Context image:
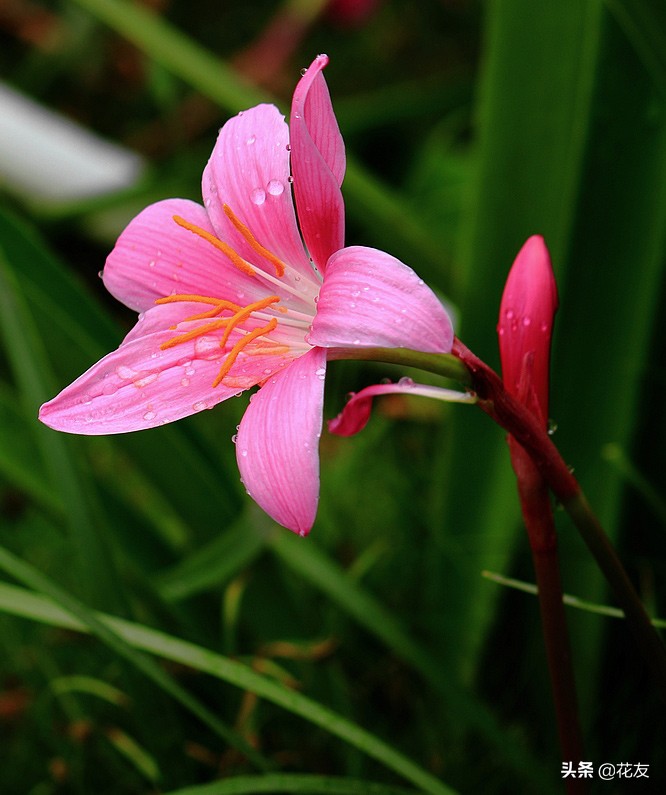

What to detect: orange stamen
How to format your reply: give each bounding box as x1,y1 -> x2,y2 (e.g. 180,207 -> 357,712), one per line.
172,216 -> 256,277
156,295 -> 243,325
157,293 -> 282,387
213,319 -> 278,387
223,204 -> 286,277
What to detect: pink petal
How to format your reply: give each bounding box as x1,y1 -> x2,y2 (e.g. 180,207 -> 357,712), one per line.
201,104 -> 315,283
290,54 -> 345,273
329,379 -> 476,436
235,347 -> 326,535
38,303 -> 295,435
308,246 -> 454,352
497,235 -> 558,423
103,198 -> 263,313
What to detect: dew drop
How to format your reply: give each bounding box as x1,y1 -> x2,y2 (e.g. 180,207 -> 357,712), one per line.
231,434 -> 238,444
267,179 -> 284,196
286,143 -> 292,152
185,366 -> 196,376
300,67 -> 308,76
522,316 -> 532,327
540,321 -> 549,332
315,367 -> 326,380
505,309 -> 515,320
287,175 -> 294,184
246,134 -> 256,145
148,259 -> 156,268
398,376 -> 415,387
97,269 -> 104,279
194,336 -> 220,358
134,372 -> 159,388
548,419 -> 558,436
353,339 -> 361,345
192,401 -> 207,412
181,377 -> 190,387
143,410 -> 156,421
250,188 -> 266,205
351,290 -> 361,298
116,365 -> 136,380
240,448 -> 248,457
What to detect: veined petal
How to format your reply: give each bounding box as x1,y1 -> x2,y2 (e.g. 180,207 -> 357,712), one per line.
103,198 -> 263,313
38,303 -> 295,435
236,347 -> 326,535
201,104 -> 315,284
329,379 -> 476,436
290,54 -> 345,273
309,246 -> 453,352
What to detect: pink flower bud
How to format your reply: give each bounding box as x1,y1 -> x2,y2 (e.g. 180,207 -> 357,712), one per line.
498,236 -> 558,426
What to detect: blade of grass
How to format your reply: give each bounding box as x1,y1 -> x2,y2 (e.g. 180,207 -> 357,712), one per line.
482,570 -> 666,627
267,528 -> 554,791
0,573 -> 457,795
163,774 -> 420,795
0,545 -> 272,771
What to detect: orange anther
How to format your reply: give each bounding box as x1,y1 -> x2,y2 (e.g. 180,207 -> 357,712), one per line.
223,204 -> 286,277
213,318 -> 278,387
172,216 -> 256,277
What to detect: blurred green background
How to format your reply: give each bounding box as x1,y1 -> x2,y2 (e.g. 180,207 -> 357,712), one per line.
0,1 -> 665,793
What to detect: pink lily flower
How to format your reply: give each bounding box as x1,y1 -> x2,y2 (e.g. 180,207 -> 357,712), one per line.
39,55 -> 453,535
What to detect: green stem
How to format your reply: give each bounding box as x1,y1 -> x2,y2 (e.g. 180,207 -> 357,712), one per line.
327,347 -> 472,385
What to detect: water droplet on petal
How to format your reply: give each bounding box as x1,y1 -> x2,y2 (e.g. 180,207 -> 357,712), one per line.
548,419 -> 558,436
181,377 -> 190,387
286,143 -> 292,152
267,179 -> 284,196
315,367 -> 326,380
134,372 -> 159,388
505,309 -> 515,320
194,337 -> 220,358
398,377 -> 414,387
143,410 -> 156,421
287,175 -> 294,184
300,67 -> 308,76
246,135 -> 256,145
240,448 -> 248,457
231,434 -> 238,444
250,188 -> 266,205
116,365 -> 136,380
192,401 -> 207,412
522,316 -> 532,327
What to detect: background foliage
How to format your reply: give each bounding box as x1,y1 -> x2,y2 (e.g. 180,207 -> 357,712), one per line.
0,1 -> 665,793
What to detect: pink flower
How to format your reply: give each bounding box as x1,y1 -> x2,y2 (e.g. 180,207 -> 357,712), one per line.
497,235 -> 558,426
39,55 -> 453,535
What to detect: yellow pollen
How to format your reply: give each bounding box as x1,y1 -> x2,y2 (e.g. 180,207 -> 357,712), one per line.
223,204 -> 286,277
172,215 -> 256,277
157,294 -> 282,387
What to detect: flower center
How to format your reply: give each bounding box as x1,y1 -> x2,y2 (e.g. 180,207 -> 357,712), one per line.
156,207 -> 313,388
157,294 -> 281,387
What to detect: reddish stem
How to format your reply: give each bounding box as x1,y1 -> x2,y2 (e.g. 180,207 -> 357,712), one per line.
452,337 -> 666,703
510,437 -> 586,792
